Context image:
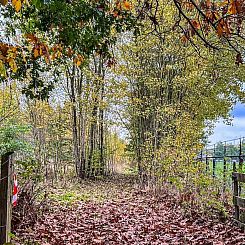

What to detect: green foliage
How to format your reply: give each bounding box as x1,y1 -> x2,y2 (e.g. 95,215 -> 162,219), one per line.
48,190 -> 106,204
15,157 -> 42,181
49,191 -> 91,204
7,232 -> 16,239
0,123 -> 31,155
26,0 -> 136,55
124,166 -> 138,175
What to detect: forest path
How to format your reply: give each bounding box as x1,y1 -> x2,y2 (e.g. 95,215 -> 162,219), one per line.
13,175 -> 245,245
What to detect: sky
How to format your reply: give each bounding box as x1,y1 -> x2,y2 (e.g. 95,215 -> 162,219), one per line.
209,103 -> 245,144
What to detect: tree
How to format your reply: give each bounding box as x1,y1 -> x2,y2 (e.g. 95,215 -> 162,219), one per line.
116,0 -> 245,187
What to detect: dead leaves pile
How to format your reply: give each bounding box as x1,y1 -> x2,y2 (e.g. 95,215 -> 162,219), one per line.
13,190 -> 245,245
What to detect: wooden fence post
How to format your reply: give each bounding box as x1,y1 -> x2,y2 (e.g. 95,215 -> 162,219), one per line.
223,143 -> 227,193
233,174 -> 239,220
232,172 -> 245,228
233,160 -> 236,172
212,158 -> 216,178
205,155 -> 208,172
239,138 -> 243,172
212,144 -> 216,178
0,152 -> 14,245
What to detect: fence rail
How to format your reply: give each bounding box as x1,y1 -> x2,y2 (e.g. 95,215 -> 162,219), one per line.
199,137 -> 245,228
198,137 -> 245,179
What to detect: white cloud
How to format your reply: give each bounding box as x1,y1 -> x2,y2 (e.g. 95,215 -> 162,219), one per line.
209,117 -> 245,144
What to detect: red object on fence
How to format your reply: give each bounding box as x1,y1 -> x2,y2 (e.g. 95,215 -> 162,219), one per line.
12,173 -> 18,207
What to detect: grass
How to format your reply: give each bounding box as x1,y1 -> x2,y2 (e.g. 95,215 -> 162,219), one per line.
48,192 -> 92,204
206,160 -> 245,178
46,174 -> 137,205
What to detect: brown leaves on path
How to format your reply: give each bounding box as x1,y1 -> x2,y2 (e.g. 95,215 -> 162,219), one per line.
13,189 -> 245,245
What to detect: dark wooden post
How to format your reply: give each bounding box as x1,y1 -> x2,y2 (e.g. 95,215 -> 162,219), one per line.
223,143 -> 227,192
238,139 -> 243,188
205,149 -> 208,172
0,152 -> 13,245
212,158 -> 216,178
239,138 -> 243,172
232,173 -> 239,220
212,145 -> 216,178
233,160 -> 236,172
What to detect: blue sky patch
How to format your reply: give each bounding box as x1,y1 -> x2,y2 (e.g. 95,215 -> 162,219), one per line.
209,103 -> 245,143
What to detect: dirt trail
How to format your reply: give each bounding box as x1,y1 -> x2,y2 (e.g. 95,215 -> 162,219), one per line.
13,175 -> 245,245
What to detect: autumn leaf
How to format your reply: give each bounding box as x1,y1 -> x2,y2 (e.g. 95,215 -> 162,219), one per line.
8,58 -> 17,72
0,43 -> 10,56
44,56 -> 50,64
73,54 -> 84,67
216,19 -> 231,37
223,20 -> 231,36
181,35 -> 188,43
25,34 -> 38,43
73,58 -> 81,66
76,60 -> 82,66
116,1 -> 121,10
12,0 -> 22,12
113,11 -> 119,17
74,57 -> 82,67
0,0 -> 8,6
77,54 -> 83,61
51,53 -> 56,60
123,1 -> 131,10
191,20 -> 201,30
183,2 -> 194,10
228,0 -> 240,15
12,186 -> 245,244
217,22 -> 224,37
33,48 -> 39,58
218,0 -> 229,7
40,47 -> 44,55
206,0 -> 211,8
67,47 -> 73,57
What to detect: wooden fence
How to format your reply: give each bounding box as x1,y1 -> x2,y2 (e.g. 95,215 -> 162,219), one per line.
232,172 -> 245,228
0,152 -> 14,245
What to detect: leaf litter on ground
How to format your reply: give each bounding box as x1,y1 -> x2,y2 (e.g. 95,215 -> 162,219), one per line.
13,175 -> 245,245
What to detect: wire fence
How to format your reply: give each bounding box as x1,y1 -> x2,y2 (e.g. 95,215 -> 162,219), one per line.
198,137 -> 245,192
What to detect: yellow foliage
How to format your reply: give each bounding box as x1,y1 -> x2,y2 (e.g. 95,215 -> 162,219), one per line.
8,58 -> 17,72
0,60 -> 6,77
12,0 -> 22,12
